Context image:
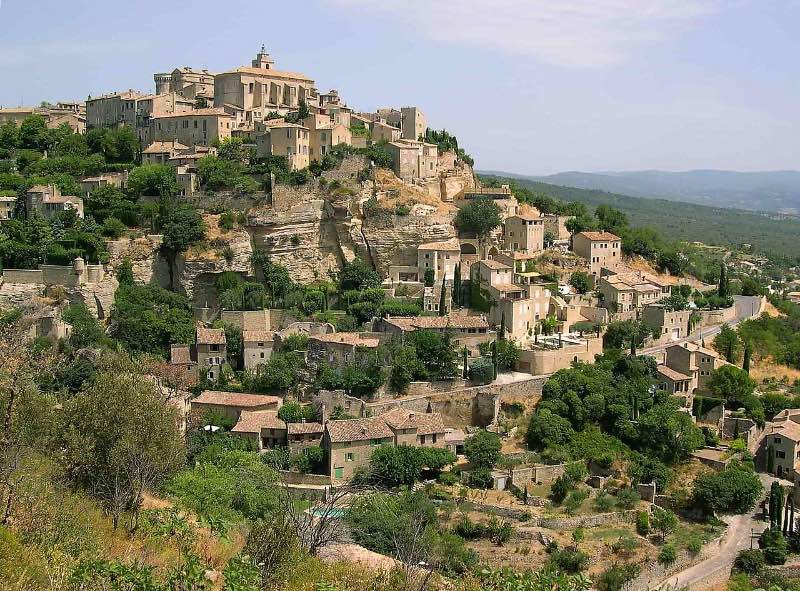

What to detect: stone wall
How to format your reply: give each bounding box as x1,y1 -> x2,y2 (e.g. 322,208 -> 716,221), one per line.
278,470 -> 332,486
321,154 -> 368,183
2,269 -> 44,284
699,305 -> 737,327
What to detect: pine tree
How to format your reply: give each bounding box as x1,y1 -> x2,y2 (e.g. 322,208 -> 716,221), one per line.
438,277 -> 446,317
743,341 -> 752,373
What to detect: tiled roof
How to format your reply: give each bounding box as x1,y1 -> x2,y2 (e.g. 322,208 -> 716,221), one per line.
326,416 -> 394,443
196,326 -> 226,345
170,344 -> 192,365
418,238 -> 461,251
577,231 -> 620,242
491,283 -> 524,293
231,410 -> 286,433
772,409 -> 800,422
512,212 -> 543,221
384,315 -> 489,331
142,140 -> 189,154
151,108 -> 232,119
192,391 -> 281,408
381,408 -> 445,436
227,67 -> 314,82
673,342 -> 718,358
287,422 -> 324,435
657,365 -> 692,382
243,330 -> 275,342
310,333 -> 380,348
481,259 -> 512,270
766,419 -> 800,443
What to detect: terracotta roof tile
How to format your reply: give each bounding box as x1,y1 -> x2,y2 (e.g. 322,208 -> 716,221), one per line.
310,333 -> 380,348
381,408 -> 445,436
243,330 -> 275,342
231,410 -> 286,433
657,365 -> 692,382
325,416 -> 394,443
418,238 -> 461,251
196,326 -> 226,345
385,315 -> 489,331
170,344 -> 192,365
287,422 -> 324,435
577,231 -> 620,242
192,390 -> 281,408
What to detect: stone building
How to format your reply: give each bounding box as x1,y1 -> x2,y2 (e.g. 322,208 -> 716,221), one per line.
387,139 -> 438,181
255,120 -> 310,170
324,416 -> 395,481
0,196 -> 17,221
154,67 -> 216,102
306,332 -> 381,368
762,409 -> 800,480
214,47 -> 317,124
243,329 -> 275,370
189,390 -> 282,425
518,334 -> 603,375
170,326 -> 228,381
370,119 -> 401,143
303,113 -> 352,162
504,212 -> 545,254
86,91 -> 147,128
597,269 -> 670,320
231,410 -> 287,450
662,341 -> 723,394
642,304 -> 691,342
572,231 -> 622,276
400,106 -> 426,141
134,92 -> 195,143
376,314 -> 493,355
417,238 -> 461,282
150,108 -> 235,147
25,185 -> 84,219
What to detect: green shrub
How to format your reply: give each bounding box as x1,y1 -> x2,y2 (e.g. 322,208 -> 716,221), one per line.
550,548 -> 589,573
594,490 -> 615,513
615,487 -> 641,509
597,563 -> 640,591
734,549 -> 765,575
101,216 -> 127,238
635,511 -> 650,536
485,517 -> 514,546
453,515 -> 484,540
759,529 -> 788,565
564,489 -> 589,515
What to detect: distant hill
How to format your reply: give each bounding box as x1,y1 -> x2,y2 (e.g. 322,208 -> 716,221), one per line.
479,169 -> 800,215
479,174 -> 800,260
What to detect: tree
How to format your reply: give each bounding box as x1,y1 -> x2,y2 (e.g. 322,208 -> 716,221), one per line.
438,277 -> 446,316
407,329 -> 458,380
464,430 -> 502,469
161,206 -> 206,255
708,365 -> 757,409
468,357 -> 494,385
742,340 -> 752,373
651,507 -> 678,542
569,271 -> 591,294
692,461 -> 763,514
658,544 -> 677,567
61,302 -> 106,349
595,205 -> 628,235
603,320 -> 651,350
527,409 -> 575,450
452,264 -> 462,307
127,165 -> 180,197
637,401 -> 704,463
713,324 -> 741,363
718,262 -> 730,299
62,364 -> 186,529
338,257 -> 380,291
18,115 -> 49,150
454,197 -> 502,239
367,445 -> 455,487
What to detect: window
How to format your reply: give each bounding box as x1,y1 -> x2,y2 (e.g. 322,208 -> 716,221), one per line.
420,435 -> 426,444
432,433 -> 437,443
334,467 -> 344,479
258,342 -> 264,347
249,83 -> 254,94
345,452 -> 354,462
260,352 -> 265,358
210,344 -> 219,352
370,438 -> 383,446
775,437 -> 783,444
777,451 -> 787,459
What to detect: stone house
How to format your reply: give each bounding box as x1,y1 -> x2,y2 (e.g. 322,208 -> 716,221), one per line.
287,421 -> 325,455
150,108 -> 235,147
763,410 -> 800,480
642,304 -> 691,342
387,139 -> 438,181
370,119 -> 401,143
663,342 -> 723,394
78,172 -> 128,197
86,91 -> 147,129
597,269 -> 670,319
189,390 -> 282,426
572,231 -> 622,276
303,113 -> 352,162
382,408 -> 447,447
656,365 -> 694,408
256,120 -> 310,170
243,329 -> 275,370
376,314 -> 493,355
504,213 -> 545,254
171,326 -> 229,381
134,92 -> 195,143
231,410 -> 287,450
306,332 -> 382,368
543,214 -> 573,242
417,238 -> 461,283
0,196 -> 17,221
400,106 -> 426,141
25,185 -> 84,219
518,334 -> 603,375
324,416 -> 395,481
142,140 -> 190,166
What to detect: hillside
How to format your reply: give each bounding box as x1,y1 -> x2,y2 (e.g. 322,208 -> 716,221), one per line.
482,169 -> 800,215
480,174 -> 800,260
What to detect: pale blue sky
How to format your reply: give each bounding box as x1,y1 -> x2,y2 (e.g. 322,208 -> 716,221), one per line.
1,0 -> 798,174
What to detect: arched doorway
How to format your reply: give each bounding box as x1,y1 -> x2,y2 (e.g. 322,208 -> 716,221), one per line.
460,243 -> 477,255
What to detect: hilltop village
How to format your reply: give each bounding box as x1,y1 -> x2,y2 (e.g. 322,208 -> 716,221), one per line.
2,47 -> 800,591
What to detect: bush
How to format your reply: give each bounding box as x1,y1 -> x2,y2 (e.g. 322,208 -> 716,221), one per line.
686,535 -> 702,555
551,474 -> 573,504
658,543 -> 677,566
597,564 -> 640,591
594,491 -> 615,513
468,357 -> 494,385
734,549 -> 765,575
759,529 -> 788,565
485,517 -> 514,546
453,515 -> 485,540
611,535 -> 639,557
466,467 -> 494,490
101,216 -> 127,238
636,511 -> 650,536
550,548 -> 589,573
564,489 -> 589,515
615,488 -> 641,510
692,461 -> 763,514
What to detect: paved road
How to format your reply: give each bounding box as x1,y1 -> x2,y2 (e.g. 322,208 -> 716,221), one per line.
640,295 -> 762,356
659,474 -> 786,590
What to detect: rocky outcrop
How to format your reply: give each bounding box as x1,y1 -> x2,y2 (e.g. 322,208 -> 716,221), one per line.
106,235 -> 170,288
247,199 -> 344,284
176,226 -> 253,307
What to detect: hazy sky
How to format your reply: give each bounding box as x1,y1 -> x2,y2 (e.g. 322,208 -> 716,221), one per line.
1,0 -> 798,174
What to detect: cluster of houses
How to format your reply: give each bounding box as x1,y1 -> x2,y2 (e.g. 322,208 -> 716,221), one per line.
189,388 -> 461,482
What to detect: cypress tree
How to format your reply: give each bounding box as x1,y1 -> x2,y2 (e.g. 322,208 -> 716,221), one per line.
499,311 -> 506,341
491,341 -> 498,380
784,492 -> 792,534
462,346 -> 468,379
718,263 -> 729,298
438,277 -> 446,316
452,264 -> 461,307
743,341 -> 752,374
768,445 -> 776,475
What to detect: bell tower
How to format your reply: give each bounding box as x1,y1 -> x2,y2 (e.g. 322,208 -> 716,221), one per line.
252,45 -> 274,70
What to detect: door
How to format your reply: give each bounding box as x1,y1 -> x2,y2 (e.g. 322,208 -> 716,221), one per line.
334,467 -> 344,479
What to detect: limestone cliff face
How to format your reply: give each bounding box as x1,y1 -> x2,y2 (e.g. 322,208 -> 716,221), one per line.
107,235 -> 171,289
176,224 -> 253,307
247,199 -> 344,284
